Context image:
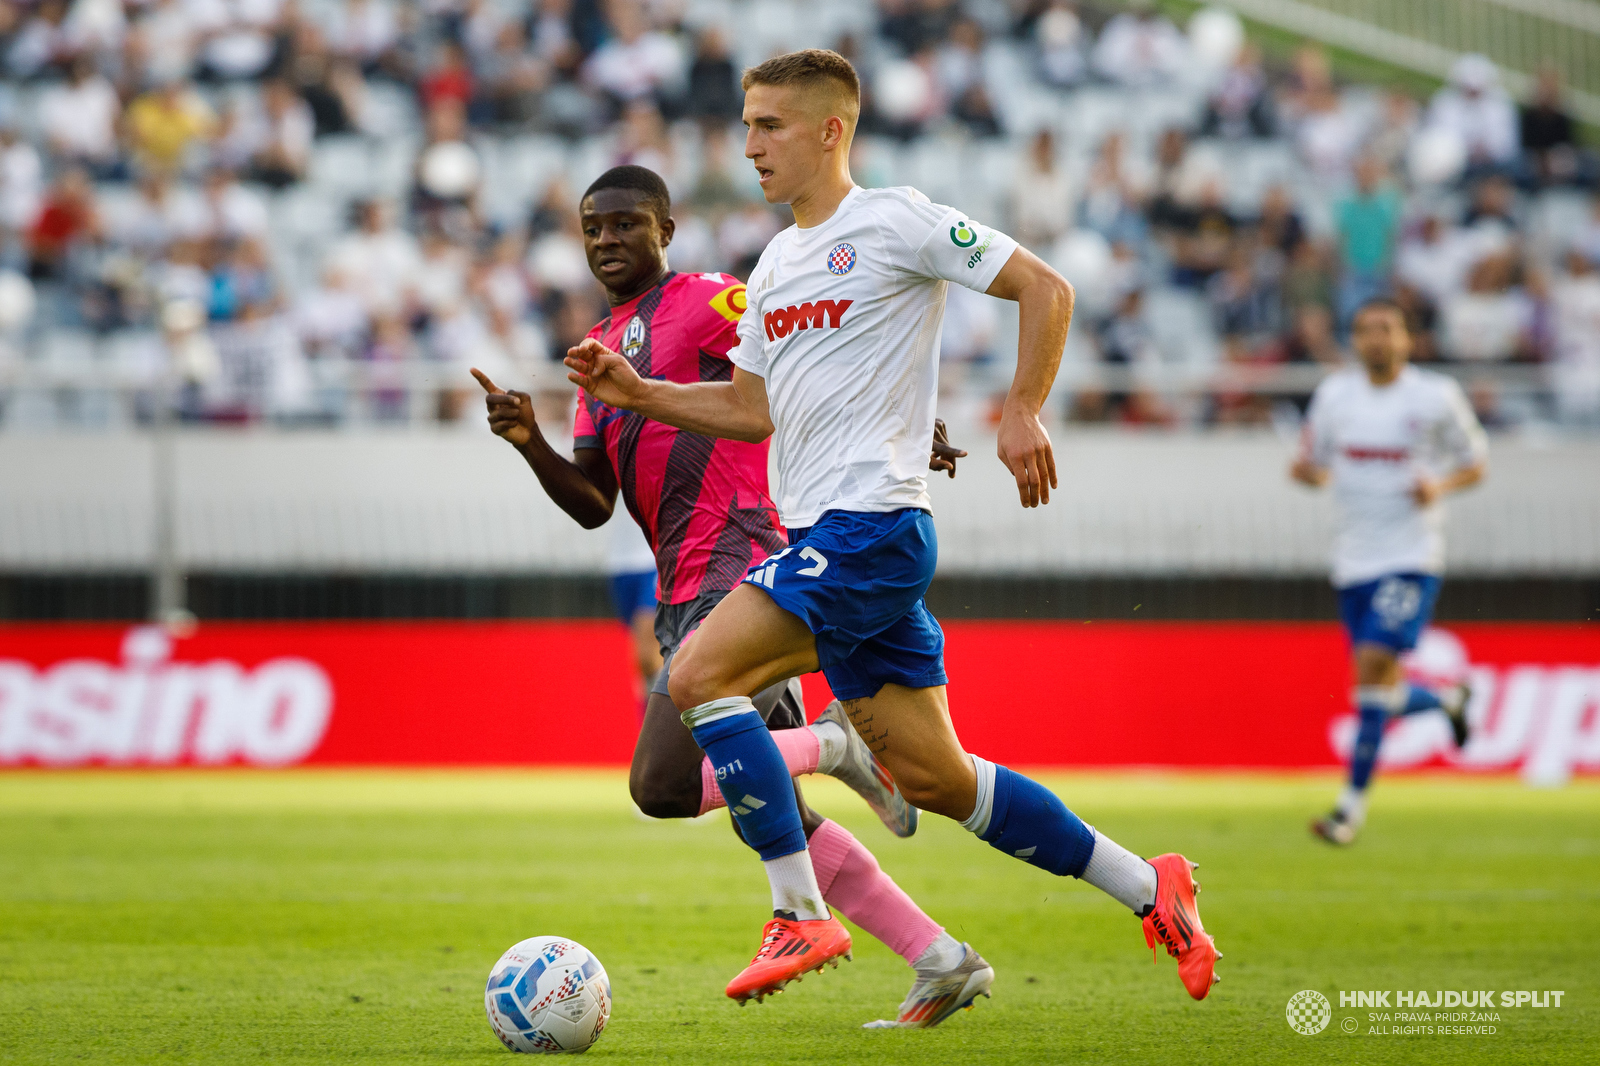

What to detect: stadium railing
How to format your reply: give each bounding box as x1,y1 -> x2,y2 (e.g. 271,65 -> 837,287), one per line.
0,352 -> 1571,430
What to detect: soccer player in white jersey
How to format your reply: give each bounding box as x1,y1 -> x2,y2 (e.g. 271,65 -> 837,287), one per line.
565,49 -> 1219,1017
1292,298 -> 1488,846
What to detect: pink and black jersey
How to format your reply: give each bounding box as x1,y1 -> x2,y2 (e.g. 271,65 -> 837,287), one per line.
574,271 -> 787,605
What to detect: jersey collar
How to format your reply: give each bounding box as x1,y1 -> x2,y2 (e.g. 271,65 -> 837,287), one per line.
793,185 -> 863,241
606,270 -> 678,323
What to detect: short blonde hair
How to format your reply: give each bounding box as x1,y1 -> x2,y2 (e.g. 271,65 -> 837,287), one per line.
742,49 -> 861,127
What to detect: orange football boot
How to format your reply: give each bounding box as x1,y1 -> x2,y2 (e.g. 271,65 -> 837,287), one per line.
1141,853 -> 1221,1000
725,915 -> 852,1004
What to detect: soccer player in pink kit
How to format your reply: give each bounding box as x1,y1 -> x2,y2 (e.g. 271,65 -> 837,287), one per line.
566,51 -> 1218,1012
473,165 -> 987,1028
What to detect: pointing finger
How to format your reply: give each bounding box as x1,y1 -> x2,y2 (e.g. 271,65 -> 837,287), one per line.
470,367 -> 500,394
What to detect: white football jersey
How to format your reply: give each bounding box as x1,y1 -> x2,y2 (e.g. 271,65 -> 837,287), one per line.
728,186 -> 1018,528
1302,365 -> 1488,587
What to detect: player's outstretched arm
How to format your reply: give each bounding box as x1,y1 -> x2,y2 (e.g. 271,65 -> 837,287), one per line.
985,246 -> 1073,507
472,368 -> 618,529
564,338 -> 774,442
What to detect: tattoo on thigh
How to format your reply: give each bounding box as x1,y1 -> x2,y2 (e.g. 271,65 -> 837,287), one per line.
842,699 -> 889,756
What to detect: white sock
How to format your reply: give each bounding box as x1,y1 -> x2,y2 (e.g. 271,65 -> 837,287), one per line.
811,718 -> 850,775
1337,786 -> 1368,827
763,849 -> 830,921
911,932 -> 965,975
1355,685 -> 1407,712
1079,829 -> 1158,916
958,753 -> 998,835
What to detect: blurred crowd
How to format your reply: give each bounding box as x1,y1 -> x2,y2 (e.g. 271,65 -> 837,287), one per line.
0,0 -> 1595,431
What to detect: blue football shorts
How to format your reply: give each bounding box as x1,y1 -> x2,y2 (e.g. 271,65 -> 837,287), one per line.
743,507 -> 947,702
1337,572 -> 1442,653
607,569 -> 657,626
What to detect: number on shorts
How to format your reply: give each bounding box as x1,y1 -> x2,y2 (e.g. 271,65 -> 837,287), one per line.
796,547 -> 829,577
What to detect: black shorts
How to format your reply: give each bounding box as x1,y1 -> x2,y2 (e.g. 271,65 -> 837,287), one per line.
650,588 -> 806,729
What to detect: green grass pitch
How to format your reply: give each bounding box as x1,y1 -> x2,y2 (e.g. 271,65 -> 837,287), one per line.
1,770 -> 1595,1065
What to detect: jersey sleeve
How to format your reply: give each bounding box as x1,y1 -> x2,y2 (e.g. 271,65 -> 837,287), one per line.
695,276 -> 746,362
727,257 -> 773,378
572,315 -> 610,450
887,191 -> 1019,294
1301,378 -> 1337,468
572,390 -> 601,451
1435,377 -> 1488,470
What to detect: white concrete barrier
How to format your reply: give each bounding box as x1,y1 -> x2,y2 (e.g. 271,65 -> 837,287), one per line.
2,425 -> 1596,575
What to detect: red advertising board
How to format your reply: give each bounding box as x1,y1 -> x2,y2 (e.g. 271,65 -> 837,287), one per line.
2,621 -> 1596,779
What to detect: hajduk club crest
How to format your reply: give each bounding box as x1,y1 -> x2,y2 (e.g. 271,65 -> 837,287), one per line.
827,243 -> 856,275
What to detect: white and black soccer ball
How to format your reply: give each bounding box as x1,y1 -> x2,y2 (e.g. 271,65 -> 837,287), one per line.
485,936 -> 611,1054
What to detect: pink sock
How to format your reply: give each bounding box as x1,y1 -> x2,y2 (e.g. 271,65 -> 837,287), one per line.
697,727 -> 821,816
808,819 -> 943,965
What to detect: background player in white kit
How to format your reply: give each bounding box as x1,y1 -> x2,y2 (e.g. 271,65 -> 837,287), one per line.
566,48 -> 1219,1015
1292,298 -> 1488,846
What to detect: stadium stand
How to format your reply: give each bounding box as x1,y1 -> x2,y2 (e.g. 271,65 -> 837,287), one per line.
0,0 -> 1597,433
2,0 -> 1598,622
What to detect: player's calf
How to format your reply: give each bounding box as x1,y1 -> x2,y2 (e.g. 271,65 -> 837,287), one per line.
629,692 -> 714,820
880,757 -> 970,818
697,707 -> 919,836
727,782 -> 827,842
838,689 -> 975,819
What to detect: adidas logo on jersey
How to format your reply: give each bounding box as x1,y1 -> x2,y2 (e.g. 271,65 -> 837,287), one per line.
763,299 -> 853,341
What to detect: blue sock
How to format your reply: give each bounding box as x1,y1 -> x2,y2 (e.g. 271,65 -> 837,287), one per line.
1349,700 -> 1390,791
963,759 -> 1096,877
685,702 -> 806,861
1399,684 -> 1444,716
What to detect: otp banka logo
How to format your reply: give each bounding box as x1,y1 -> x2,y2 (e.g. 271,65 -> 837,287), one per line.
763,299 -> 853,341
0,627 -> 333,767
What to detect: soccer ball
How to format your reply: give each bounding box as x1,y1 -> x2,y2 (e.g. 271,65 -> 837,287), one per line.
484,936 -> 612,1054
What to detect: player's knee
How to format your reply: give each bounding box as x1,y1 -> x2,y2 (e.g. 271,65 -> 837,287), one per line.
665,655 -> 724,711
628,768 -> 699,820
893,765 -> 961,817
1354,645 -> 1399,685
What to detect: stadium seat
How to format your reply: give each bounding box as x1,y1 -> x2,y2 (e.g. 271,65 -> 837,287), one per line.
1529,189 -> 1593,259
309,136 -> 377,199
369,132 -> 423,198
1143,286 -> 1221,374
361,81 -> 423,140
